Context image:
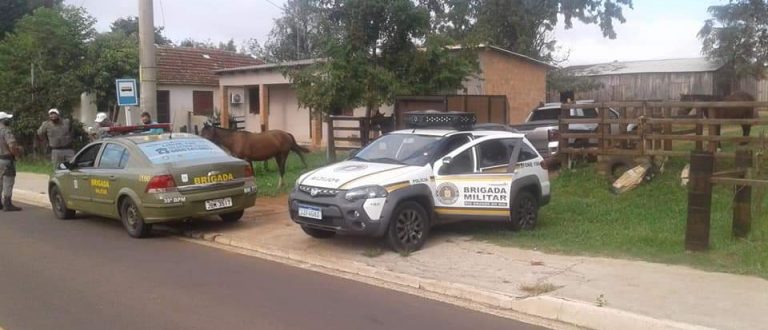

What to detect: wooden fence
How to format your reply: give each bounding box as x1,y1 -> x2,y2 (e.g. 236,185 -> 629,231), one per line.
557,101 -> 768,161
326,115 -> 386,162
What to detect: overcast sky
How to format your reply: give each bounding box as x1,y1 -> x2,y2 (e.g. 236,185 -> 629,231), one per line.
65,0 -> 725,66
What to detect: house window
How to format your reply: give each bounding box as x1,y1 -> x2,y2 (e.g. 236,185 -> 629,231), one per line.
249,87 -> 260,114
193,90 -> 214,116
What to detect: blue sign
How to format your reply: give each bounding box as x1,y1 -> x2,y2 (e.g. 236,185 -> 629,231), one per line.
116,79 -> 138,106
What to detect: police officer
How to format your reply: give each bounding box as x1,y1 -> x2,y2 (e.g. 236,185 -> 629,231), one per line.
37,108 -> 74,165
0,111 -> 22,212
92,112 -> 115,140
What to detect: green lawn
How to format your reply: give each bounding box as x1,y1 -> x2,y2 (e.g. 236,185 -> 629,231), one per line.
15,157 -> 54,176
447,157 -> 768,278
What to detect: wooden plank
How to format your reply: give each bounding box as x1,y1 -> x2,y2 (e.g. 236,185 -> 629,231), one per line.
601,134 -> 643,140
559,133 -> 601,139
646,118 -> 768,125
686,152 -> 714,251
732,150 -> 752,238
647,150 -> 736,158
334,137 -> 363,142
645,134 -> 759,142
331,127 -> 361,131
327,114 -> 336,162
710,177 -> 768,186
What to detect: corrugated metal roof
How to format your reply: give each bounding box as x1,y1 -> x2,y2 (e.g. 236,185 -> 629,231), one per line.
567,58 -> 724,76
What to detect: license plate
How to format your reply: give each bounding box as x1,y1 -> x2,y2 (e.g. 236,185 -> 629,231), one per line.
298,205 -> 322,220
205,197 -> 233,211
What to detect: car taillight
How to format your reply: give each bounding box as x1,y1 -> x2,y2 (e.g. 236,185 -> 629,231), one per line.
244,164 -> 254,178
548,129 -> 560,141
146,175 -> 177,193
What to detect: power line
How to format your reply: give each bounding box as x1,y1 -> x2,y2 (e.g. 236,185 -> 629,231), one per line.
158,0 -> 167,28
262,0 -> 283,10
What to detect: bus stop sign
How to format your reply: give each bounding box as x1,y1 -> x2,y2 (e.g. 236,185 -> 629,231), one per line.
116,79 -> 138,106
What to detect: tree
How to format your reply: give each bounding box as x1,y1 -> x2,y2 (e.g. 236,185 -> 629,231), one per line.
179,37 -> 238,51
419,0 -> 633,62
0,6 -> 95,148
83,30 -> 140,113
109,16 -> 172,45
260,0 -> 330,62
699,0 -> 768,79
0,0 -> 62,41
287,0 -> 478,116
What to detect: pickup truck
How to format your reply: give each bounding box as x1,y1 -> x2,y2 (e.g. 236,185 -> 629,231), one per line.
510,101 -> 629,158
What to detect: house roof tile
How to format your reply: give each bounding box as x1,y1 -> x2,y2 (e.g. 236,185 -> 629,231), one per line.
157,46 -> 264,86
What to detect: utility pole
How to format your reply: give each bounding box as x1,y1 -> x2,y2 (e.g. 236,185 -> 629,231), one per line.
139,0 -> 157,121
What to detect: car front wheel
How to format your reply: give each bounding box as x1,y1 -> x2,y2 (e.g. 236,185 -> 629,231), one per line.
386,201 -> 430,253
50,185 -> 75,220
120,198 -> 152,238
509,191 -> 538,231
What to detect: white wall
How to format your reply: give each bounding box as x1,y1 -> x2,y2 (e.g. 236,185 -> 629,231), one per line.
157,84 -> 220,133
72,92 -> 98,125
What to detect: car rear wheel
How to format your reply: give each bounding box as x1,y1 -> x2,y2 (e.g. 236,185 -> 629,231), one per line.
386,201 -> 430,253
509,191 -> 538,231
220,210 -> 244,222
301,225 -> 336,239
120,198 -> 152,238
50,186 -> 75,220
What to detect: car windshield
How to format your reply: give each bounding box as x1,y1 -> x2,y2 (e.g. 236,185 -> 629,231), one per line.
137,138 -> 228,164
353,134 -> 443,166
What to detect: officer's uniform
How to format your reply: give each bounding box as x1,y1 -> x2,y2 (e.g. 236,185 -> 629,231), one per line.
37,116 -> 74,165
0,112 -> 21,211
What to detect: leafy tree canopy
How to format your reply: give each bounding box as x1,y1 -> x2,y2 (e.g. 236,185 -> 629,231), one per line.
286,0 -> 478,116
0,5 -> 94,147
179,38 -> 238,52
420,0 -> 633,63
699,0 -> 768,79
109,16 -> 172,45
0,0 -> 62,41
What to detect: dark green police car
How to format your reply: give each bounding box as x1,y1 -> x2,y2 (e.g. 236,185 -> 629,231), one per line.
48,131 -> 258,238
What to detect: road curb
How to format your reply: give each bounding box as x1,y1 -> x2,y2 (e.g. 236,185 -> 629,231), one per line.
13,188 -> 50,208
13,187 -> 712,330
185,231 -> 713,330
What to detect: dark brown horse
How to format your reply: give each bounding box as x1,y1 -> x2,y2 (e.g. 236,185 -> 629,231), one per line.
200,124 -> 309,187
713,91 -> 757,139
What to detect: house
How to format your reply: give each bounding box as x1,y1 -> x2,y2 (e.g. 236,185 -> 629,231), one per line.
155,46 -> 263,131
215,45 -> 553,147
550,57 -> 765,102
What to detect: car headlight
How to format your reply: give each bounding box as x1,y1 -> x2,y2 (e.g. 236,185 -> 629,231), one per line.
344,185 -> 388,202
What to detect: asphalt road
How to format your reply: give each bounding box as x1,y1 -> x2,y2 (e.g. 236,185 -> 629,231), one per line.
0,204 -> 547,330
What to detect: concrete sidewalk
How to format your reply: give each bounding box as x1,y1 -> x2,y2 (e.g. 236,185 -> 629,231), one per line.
13,172 -> 768,330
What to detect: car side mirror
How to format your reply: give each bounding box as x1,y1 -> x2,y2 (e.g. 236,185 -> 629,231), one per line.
442,156 -> 452,165
57,161 -> 72,170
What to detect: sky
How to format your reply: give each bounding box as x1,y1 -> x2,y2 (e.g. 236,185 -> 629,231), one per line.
65,0 -> 726,66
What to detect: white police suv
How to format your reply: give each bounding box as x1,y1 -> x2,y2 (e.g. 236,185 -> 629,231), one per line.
289,112 -> 551,252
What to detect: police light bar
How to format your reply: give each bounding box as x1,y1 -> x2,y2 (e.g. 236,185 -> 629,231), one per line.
106,123 -> 172,135
404,111 -> 476,129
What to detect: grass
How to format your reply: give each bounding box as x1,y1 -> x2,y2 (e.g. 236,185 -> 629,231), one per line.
250,151 -> 340,197
449,156 -> 768,279
519,282 -> 562,296
15,157 -> 54,176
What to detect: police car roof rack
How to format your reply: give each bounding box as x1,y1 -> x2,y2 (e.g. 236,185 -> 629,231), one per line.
403,110 -> 476,130
106,123 -> 172,135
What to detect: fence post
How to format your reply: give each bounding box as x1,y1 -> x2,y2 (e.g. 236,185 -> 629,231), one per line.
695,110 -> 704,151
327,115 -> 337,162
360,118 -> 370,146
686,151 -> 715,251
707,107 -> 718,152
558,105 -> 570,168
733,149 -> 753,238
663,107 -> 672,151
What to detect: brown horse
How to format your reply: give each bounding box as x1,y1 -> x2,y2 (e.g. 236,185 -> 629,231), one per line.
200,124 -> 309,187
713,91 -> 757,139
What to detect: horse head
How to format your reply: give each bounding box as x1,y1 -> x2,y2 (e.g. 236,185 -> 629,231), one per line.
200,123 -> 216,141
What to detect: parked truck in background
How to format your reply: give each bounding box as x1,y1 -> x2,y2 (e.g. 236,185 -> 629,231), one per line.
510,101 -> 630,158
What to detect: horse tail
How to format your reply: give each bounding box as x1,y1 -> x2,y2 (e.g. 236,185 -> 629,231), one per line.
288,133 -> 309,167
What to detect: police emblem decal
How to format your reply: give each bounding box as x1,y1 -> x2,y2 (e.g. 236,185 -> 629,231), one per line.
436,182 -> 459,205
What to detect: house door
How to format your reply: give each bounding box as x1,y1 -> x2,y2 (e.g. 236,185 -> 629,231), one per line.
157,90 -> 170,123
